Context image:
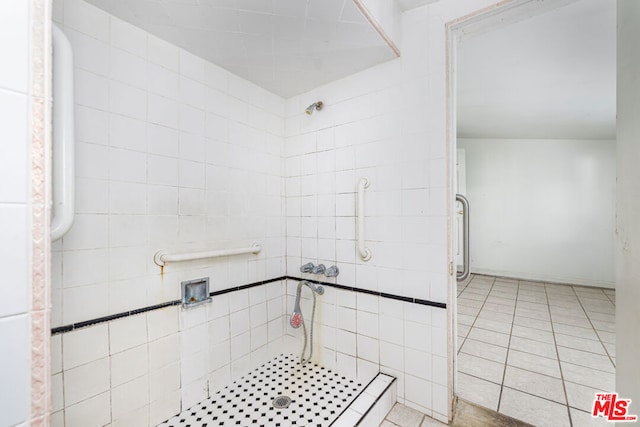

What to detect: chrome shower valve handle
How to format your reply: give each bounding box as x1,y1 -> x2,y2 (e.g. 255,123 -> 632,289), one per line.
325,265 -> 339,277
300,262 -> 315,273
311,264 -> 326,275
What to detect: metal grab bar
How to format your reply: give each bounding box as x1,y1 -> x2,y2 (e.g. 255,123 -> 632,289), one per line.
456,194 -> 470,281
153,243 -> 261,267
51,24 -> 76,240
357,177 -> 372,261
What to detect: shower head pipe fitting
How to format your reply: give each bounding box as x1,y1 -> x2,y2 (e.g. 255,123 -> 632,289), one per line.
304,101 -> 323,115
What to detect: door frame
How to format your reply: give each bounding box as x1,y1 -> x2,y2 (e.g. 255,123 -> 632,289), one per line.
443,0 -> 586,419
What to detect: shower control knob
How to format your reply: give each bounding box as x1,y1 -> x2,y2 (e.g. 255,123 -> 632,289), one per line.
311,264 -> 326,275
300,262 -> 315,273
325,265 -> 339,277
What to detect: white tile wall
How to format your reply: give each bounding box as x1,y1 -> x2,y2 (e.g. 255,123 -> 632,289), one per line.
51,0 -> 287,423
49,0 -> 513,425
0,90 -> 29,204
52,280 -> 288,426
0,0 -> 30,94
284,62 -> 448,301
284,280 -> 448,420
52,0 -> 286,327
0,315 -> 29,426
0,0 -> 35,424
64,392 -> 111,427
63,357 -> 110,406
62,324 -> 109,370
280,2 -> 463,420
0,204 -> 29,317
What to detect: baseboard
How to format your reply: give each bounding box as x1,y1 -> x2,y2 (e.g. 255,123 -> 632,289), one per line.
468,268 -> 615,289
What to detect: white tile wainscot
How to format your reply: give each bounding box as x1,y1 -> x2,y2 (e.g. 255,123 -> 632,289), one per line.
51,280 -> 287,426
284,280 -> 449,422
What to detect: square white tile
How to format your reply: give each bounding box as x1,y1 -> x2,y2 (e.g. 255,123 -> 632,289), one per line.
499,387 -> 570,427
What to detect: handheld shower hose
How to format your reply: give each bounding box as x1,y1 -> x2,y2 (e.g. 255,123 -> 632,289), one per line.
289,280 -> 324,366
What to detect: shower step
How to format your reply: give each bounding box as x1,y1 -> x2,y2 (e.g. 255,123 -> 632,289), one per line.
332,373 -> 397,427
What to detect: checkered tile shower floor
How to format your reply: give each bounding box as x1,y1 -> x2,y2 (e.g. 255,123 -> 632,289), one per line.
158,354 -> 365,427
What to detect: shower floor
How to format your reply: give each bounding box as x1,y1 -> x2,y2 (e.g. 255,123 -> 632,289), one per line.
158,354 -> 365,427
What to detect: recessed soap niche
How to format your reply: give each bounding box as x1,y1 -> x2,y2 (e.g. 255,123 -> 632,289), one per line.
181,277 -> 211,308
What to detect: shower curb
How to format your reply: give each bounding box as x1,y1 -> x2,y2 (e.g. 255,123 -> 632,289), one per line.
331,373 -> 397,427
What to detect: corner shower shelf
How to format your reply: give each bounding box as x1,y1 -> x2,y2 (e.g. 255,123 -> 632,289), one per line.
153,243 -> 261,267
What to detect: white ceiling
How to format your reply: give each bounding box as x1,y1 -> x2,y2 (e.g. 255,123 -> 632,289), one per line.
396,0 -> 440,12
457,0 -> 616,140
86,0 -> 399,98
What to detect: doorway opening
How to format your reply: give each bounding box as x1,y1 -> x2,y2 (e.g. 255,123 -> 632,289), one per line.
448,1 -> 617,425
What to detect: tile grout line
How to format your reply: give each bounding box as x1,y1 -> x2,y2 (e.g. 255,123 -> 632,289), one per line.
457,274 -> 473,298
495,278 -> 519,413
456,275 -> 484,354
457,275 -> 615,427
459,276 -> 498,388
455,275 -> 475,353
501,384 -> 576,407
570,285 -> 617,369
544,281 -> 573,427
457,275 -> 493,357
458,344 -> 614,391
603,289 -> 616,306
520,288 -> 613,357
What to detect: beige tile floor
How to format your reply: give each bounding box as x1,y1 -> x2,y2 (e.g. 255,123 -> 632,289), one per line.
381,403 -> 447,427
456,274 -> 616,427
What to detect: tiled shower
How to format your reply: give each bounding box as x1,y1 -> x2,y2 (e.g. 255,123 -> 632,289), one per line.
47,0 -> 453,425
10,0 -> 634,426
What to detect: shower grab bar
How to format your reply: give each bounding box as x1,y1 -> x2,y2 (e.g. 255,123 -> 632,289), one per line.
51,24 -> 76,240
456,194 -> 470,281
153,243 -> 262,267
357,177 -> 372,261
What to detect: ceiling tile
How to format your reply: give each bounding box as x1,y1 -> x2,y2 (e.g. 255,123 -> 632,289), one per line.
340,0 -> 366,22
85,0 -> 398,96
272,0 -> 309,18
238,11 -> 274,36
307,0 -> 345,22
236,0 -> 274,14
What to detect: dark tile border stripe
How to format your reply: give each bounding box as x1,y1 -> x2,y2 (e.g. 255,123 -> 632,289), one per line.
50,300 -> 182,335
288,275 -> 447,309
51,275 -> 446,335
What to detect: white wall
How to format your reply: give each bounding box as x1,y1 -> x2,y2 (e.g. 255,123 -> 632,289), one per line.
458,138 -> 616,287
616,0 -> 640,410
